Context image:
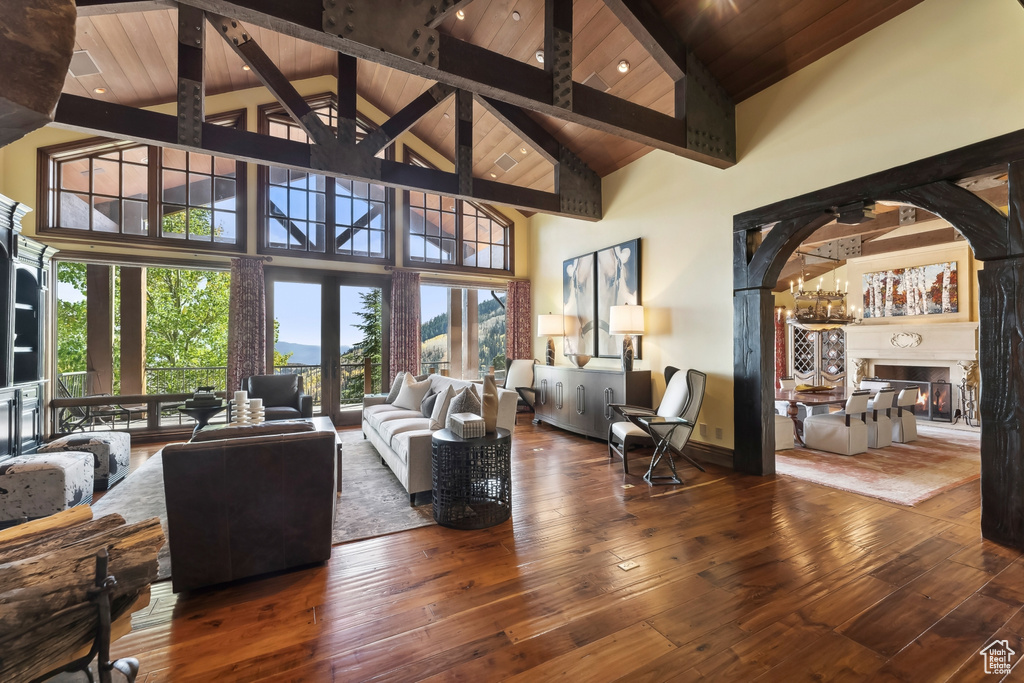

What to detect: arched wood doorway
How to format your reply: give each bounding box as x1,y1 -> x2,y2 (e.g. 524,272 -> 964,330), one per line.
733,129 -> 1024,550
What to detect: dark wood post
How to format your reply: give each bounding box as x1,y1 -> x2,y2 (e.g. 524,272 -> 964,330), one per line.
86,265 -> 113,396
118,267 -> 146,395
733,287 -> 775,475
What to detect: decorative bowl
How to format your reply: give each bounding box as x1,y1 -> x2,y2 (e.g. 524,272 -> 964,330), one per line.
567,354 -> 592,368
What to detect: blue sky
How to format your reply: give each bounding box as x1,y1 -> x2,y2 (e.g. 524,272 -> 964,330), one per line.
274,282 -> 383,348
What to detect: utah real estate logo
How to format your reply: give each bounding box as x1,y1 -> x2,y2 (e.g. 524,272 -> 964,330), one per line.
980,639 -> 1015,675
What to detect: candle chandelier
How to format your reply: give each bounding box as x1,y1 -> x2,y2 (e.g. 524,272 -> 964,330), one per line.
786,253 -> 859,330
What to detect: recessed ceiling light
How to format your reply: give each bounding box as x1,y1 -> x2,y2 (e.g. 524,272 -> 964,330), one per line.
242,64 -> 251,71
617,60 -> 630,73
535,49 -> 544,64
443,112 -> 450,119
520,147 -> 528,154
489,172 -> 497,178
512,11 -> 521,21
93,87 -> 107,94
456,9 -> 465,20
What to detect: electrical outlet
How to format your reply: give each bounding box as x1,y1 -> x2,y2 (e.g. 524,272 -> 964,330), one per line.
715,427 -> 723,440
617,560 -> 639,571
699,423 -> 708,437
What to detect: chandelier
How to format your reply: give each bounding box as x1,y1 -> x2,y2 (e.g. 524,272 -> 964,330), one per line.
785,254 -> 860,330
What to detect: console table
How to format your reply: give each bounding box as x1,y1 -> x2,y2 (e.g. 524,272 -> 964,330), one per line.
532,366 -> 651,440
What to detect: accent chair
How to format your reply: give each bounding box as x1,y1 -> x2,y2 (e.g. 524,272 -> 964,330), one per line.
866,388 -> 896,449
236,374 -> 313,421
803,389 -> 872,456
892,387 -> 920,443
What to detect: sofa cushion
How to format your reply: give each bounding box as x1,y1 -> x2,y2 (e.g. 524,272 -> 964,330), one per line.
266,406 -> 303,421
369,408 -> 423,432
380,417 -> 431,446
421,390 -> 438,418
247,374 -> 300,408
394,374 -> 432,411
429,385 -> 454,431
391,429 -> 435,467
192,420 -> 316,442
446,386 -> 481,429
386,372 -> 431,403
364,403 -> 403,419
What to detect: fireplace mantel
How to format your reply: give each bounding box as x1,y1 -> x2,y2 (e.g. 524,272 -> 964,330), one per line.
845,322 -> 978,363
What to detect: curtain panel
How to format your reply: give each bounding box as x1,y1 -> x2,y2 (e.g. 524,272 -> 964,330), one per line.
227,258 -> 267,393
389,269 -> 421,383
774,308 -> 786,388
506,280 -> 532,360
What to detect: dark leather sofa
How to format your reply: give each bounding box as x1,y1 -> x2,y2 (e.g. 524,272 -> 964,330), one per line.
161,420 -> 338,592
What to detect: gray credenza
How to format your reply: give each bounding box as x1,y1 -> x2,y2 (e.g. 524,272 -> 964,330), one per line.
533,366 -> 651,440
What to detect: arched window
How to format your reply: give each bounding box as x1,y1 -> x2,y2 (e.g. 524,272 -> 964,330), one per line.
39,112 -> 246,250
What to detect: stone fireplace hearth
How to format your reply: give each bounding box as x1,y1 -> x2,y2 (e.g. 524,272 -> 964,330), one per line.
845,322 -> 978,423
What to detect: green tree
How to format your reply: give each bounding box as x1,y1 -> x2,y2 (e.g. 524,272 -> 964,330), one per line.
272,319 -> 294,368
146,267 -> 231,380
56,262 -> 88,375
342,289 -> 382,400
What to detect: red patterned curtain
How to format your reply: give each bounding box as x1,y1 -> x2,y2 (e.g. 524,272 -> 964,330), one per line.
505,280 -> 532,360
389,269 -> 421,383
774,307 -> 787,388
227,258 -> 267,392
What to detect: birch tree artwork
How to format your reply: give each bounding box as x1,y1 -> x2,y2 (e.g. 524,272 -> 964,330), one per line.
861,261 -> 958,318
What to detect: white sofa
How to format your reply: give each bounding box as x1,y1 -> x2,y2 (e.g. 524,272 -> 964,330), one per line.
362,374 -> 518,504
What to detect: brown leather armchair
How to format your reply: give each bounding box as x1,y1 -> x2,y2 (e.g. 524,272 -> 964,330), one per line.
161,421 -> 337,592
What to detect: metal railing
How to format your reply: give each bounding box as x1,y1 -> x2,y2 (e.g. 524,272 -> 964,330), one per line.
59,371 -> 88,397
145,366 -> 227,395
273,364 -> 322,406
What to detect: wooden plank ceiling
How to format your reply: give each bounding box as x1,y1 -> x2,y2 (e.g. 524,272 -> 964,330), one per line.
63,0 -> 925,195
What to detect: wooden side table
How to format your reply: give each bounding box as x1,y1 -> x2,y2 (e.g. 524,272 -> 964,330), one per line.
431,428 -> 511,529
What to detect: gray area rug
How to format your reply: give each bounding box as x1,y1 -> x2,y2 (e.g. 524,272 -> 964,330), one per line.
91,429 -> 435,582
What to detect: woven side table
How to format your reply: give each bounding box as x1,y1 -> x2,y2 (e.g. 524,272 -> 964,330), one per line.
431,428 -> 511,529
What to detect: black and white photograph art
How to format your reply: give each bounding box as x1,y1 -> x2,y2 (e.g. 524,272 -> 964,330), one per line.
596,239 -> 641,358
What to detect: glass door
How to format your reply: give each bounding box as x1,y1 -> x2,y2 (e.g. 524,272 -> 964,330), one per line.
270,280 -> 323,414
339,285 -> 384,407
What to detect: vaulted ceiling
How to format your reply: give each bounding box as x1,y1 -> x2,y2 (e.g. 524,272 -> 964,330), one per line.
64,0 -> 925,196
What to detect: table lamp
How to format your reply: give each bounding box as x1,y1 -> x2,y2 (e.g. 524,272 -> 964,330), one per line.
537,313 -> 564,366
609,304 -> 644,372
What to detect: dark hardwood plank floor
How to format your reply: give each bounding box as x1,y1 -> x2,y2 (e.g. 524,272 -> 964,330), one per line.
107,422 -> 1022,682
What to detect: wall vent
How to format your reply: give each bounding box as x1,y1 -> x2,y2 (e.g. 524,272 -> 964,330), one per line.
582,72 -> 609,92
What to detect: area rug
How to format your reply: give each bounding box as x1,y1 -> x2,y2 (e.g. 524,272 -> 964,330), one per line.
775,424 -> 980,506
91,429 -> 435,581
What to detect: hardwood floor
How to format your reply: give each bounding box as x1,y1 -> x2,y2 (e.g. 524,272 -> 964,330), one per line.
110,422 -> 1022,682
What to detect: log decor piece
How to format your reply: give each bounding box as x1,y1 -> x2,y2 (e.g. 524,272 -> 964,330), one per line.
0,0 -> 77,148
0,506 -> 164,683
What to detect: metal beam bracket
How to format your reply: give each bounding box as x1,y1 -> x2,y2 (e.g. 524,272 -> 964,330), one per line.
558,147 -> 602,219
323,0 -> 440,67
551,27 -> 573,110
682,52 -> 734,163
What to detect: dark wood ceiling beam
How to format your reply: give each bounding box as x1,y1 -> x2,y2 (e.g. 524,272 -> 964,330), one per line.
52,93 -> 592,219
477,96 -> 559,165
206,12 -> 338,149
601,0 -> 687,81
455,89 -> 473,196
148,0 -> 730,168
177,5 -> 206,147
336,53 -> 358,146
359,84 -> 455,157
545,0 -> 573,111
75,0 -> 173,15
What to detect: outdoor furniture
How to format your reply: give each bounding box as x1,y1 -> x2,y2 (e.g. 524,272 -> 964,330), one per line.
431,428 -> 511,529
504,358 -> 538,424
230,374 -> 313,422
0,451 -> 93,527
608,367 -> 707,478
892,387 -> 920,443
803,390 -> 872,456
56,378 -> 147,433
38,430 -> 131,491
867,388 -> 896,449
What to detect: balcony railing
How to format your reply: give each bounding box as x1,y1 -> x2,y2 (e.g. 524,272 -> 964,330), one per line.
145,366 -> 227,396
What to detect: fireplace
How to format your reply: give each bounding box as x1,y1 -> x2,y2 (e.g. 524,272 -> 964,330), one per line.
873,365 -> 954,422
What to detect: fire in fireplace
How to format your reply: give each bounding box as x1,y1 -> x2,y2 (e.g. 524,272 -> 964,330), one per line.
873,365 -> 954,423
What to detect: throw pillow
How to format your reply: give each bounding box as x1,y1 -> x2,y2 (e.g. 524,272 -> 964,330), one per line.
429,385 -> 454,431
385,372 -> 406,404
446,386 -> 482,429
421,390 -> 439,418
393,373 -> 432,411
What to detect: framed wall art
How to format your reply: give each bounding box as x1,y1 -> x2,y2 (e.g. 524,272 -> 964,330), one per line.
596,239 -> 642,358
862,261 -> 958,318
562,251 -> 596,355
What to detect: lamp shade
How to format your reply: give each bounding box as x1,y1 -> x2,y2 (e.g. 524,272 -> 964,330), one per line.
609,305 -> 645,335
537,314 -> 564,337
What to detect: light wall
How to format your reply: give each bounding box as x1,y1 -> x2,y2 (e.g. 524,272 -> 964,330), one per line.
0,75 -> 529,281
529,0 -> 1024,450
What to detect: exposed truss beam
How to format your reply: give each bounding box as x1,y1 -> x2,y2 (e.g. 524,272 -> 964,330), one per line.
78,0 -> 731,168
336,53 -> 358,146
602,0 -> 687,81
426,0 -> 474,29
177,5 -> 205,146
477,96 -> 559,166
76,0 -> 173,15
359,83 -> 454,156
545,0 -> 573,111
455,89 -> 473,196
53,94 -> 598,219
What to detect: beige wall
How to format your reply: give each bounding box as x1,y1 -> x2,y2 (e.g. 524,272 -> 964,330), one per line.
529,0 -> 1024,449
0,75 -> 529,281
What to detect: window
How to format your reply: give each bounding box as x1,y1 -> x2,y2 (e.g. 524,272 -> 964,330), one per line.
420,284 -> 507,380
40,113 -> 246,250
404,149 -> 513,273
258,95 -> 393,262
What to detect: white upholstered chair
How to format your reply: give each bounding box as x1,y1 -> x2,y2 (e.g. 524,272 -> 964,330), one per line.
866,388 -> 895,449
892,387 -> 920,443
504,358 -> 538,424
775,376 -> 829,421
775,414 -> 794,451
803,390 -> 872,456
607,368 -> 707,475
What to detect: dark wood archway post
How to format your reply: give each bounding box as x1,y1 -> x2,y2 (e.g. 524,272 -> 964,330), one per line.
732,136 -> 1024,549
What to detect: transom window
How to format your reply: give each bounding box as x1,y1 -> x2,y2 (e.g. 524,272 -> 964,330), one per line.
40,113 -> 245,250
404,149 -> 512,273
258,95 -> 393,263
